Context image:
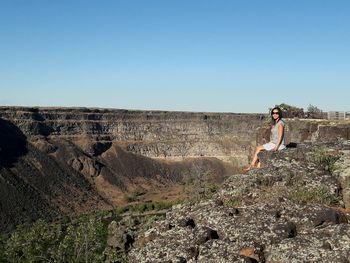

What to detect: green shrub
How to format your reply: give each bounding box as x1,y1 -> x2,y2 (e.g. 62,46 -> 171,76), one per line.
224,198 -> 242,208
1,199 -> 177,262
3,214 -> 112,262
4,219 -> 64,263
102,247 -> 128,263
153,201 -> 174,210
132,203 -> 150,213
310,148 -> 340,174
0,234 -> 8,263
129,200 -> 175,213
123,193 -> 137,203
57,217 -> 107,262
292,185 -> 334,205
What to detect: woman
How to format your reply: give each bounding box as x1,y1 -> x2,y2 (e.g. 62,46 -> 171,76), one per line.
244,106 -> 286,172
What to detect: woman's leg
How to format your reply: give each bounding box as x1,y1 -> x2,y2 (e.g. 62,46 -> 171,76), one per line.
250,145 -> 265,168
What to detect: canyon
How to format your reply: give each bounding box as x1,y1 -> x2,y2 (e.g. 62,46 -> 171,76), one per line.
1,106 -> 350,234
0,106 -> 264,231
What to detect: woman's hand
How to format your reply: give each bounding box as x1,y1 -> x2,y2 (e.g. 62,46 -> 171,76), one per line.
272,146 -> 279,152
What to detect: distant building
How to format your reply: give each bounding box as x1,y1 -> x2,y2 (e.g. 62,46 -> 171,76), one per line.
327,111 -> 350,120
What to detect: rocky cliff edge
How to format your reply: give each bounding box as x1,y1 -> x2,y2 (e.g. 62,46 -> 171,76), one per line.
128,140 -> 350,263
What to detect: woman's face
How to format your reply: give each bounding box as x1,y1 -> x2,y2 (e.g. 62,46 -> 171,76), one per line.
271,110 -> 280,120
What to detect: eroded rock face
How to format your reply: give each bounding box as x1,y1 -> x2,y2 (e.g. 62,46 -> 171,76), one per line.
129,141 -> 350,263
0,107 -> 265,164
333,148 -> 350,208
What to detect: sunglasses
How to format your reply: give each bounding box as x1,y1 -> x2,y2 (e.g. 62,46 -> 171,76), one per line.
272,111 -> 279,115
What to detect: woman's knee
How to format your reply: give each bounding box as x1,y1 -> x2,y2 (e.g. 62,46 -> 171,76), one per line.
255,145 -> 264,152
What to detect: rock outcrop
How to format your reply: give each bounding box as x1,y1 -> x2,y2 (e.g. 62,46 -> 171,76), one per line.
129,141 -> 350,263
334,148 -> 350,209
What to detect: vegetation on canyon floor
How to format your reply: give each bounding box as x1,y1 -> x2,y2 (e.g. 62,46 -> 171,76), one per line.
0,201 -> 174,263
0,172 -> 223,263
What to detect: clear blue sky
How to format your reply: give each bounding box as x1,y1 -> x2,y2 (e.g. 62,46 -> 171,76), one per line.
0,0 -> 349,113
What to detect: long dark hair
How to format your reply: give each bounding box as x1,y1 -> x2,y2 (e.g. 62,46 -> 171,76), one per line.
270,106 -> 283,124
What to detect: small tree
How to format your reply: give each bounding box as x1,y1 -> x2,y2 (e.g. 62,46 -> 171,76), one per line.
307,104 -> 321,113
278,103 -> 304,118
306,104 -> 324,119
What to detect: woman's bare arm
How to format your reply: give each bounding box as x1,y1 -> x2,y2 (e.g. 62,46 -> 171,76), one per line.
272,123 -> 284,151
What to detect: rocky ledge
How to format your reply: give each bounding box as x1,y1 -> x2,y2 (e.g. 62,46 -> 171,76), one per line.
128,140 -> 350,263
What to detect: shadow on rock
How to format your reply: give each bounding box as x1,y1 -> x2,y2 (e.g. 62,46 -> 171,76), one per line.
0,118 -> 28,167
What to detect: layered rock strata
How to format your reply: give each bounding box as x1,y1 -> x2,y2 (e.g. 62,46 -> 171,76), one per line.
1,107 -> 349,164
0,107 -> 266,164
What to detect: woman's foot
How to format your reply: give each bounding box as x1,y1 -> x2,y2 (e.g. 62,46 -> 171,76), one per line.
243,166 -> 253,173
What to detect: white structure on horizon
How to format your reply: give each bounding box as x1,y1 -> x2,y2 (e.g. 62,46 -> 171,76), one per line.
327,111 -> 350,120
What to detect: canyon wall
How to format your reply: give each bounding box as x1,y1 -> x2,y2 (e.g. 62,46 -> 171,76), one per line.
2,107 -> 349,163
0,107 -> 266,165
